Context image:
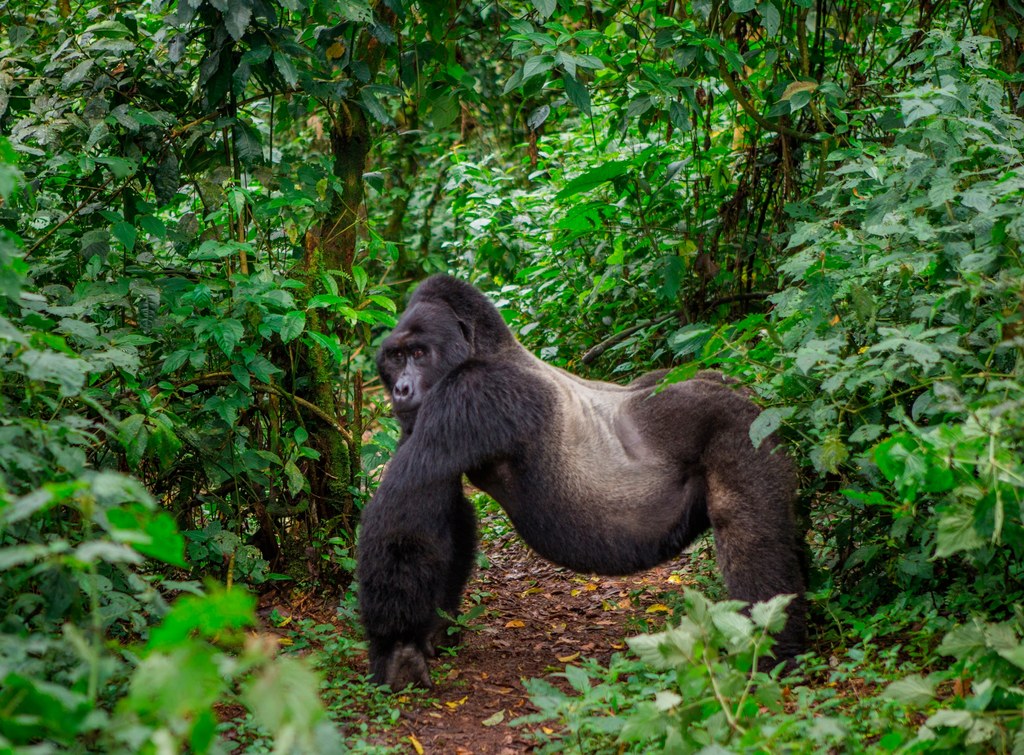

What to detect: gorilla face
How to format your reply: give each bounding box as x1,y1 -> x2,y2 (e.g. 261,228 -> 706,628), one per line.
376,301 -> 471,432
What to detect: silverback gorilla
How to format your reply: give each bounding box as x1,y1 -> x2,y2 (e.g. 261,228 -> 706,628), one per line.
357,275 -> 806,689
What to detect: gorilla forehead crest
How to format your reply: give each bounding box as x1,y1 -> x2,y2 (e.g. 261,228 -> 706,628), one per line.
358,274 -> 807,690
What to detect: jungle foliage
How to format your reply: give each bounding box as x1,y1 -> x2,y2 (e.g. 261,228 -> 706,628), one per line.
0,0 -> 1022,751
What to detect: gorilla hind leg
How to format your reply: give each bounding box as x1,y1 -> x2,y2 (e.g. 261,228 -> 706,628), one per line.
704,450 -> 806,661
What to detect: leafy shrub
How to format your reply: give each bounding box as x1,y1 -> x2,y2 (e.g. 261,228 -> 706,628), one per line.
0,143 -> 335,753
675,33 -> 1024,606
519,591 -> 857,753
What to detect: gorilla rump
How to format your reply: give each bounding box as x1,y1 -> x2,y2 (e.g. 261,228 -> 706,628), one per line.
357,275 -> 806,690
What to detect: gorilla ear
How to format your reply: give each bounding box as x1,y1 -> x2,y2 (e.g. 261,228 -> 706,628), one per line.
456,317 -> 474,348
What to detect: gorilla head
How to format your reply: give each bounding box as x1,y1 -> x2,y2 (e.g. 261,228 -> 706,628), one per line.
376,299 -> 472,433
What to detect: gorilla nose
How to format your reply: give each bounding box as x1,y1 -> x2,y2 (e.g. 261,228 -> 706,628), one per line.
392,378 -> 415,404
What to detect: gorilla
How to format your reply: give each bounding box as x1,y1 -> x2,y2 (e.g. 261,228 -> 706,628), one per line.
357,275 -> 806,690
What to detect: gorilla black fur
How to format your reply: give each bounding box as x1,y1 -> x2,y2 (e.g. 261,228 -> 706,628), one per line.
357,275 -> 806,689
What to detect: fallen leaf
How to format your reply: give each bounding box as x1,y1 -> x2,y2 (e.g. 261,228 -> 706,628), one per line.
667,574 -> 684,584
646,603 -> 671,614
408,734 -> 424,754
482,710 -> 506,726
505,619 -> 525,628
445,695 -> 469,710
557,652 -> 580,663
542,727 -> 554,734
521,586 -> 544,596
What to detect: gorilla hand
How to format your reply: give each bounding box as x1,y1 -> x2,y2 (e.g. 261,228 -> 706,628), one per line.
380,642 -> 432,690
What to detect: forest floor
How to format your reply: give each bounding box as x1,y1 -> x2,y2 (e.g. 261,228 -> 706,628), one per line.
360,532 -> 694,754
255,517 -> 714,754
352,524 -> 712,753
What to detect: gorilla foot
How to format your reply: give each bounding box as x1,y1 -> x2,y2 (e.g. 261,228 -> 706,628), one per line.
380,642 -> 432,690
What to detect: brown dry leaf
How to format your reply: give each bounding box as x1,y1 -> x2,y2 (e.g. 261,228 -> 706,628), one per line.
557,652 -> 580,663
505,619 -> 525,628
408,734 -> 424,754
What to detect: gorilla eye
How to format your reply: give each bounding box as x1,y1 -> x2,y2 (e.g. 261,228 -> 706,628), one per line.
411,347 -> 427,360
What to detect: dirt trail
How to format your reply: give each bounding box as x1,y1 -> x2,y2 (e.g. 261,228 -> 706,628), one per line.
372,534 -> 695,754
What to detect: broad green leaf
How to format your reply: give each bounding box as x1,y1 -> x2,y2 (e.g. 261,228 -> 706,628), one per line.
225,1 -> 252,40
210,319 -> 245,356
530,0 -> 556,18
748,406 -> 793,449
555,160 -> 630,201
884,674 -> 937,704
279,311 -> 306,342
112,221 -> 137,252
275,51 -> 299,86
750,594 -> 794,632
562,72 -> 591,116
107,506 -> 187,568
758,1 -> 781,34
935,504 -> 985,557
148,588 -> 256,649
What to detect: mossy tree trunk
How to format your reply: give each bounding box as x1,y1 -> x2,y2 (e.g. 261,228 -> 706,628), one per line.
300,4 -> 396,534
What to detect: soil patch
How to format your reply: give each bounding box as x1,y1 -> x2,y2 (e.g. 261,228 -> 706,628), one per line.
368,532 -> 703,754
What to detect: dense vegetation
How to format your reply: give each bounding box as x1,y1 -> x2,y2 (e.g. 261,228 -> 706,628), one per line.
0,0 -> 1021,751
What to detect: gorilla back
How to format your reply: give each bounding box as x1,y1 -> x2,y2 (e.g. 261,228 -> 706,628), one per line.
357,275 -> 806,690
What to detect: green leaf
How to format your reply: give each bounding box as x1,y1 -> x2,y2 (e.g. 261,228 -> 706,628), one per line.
562,72 -> 591,116
562,664 -> 591,693
275,50 -> 299,87
748,406 -> 793,449
148,588 -> 256,649
279,311 -> 306,343
225,1 -> 252,40
241,657 -> 329,747
117,414 -> 149,468
112,221 -> 137,252
730,0 -> 756,11
757,1 -> 781,34
20,350 -> 87,396
935,504 -> 985,558
210,319 -> 245,356
530,0 -> 556,18
523,54 -> 555,81
884,674 -> 937,704
107,506 -> 187,568
555,160 -> 630,201
750,594 -> 793,633
360,88 -> 392,125
96,156 -> 137,179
